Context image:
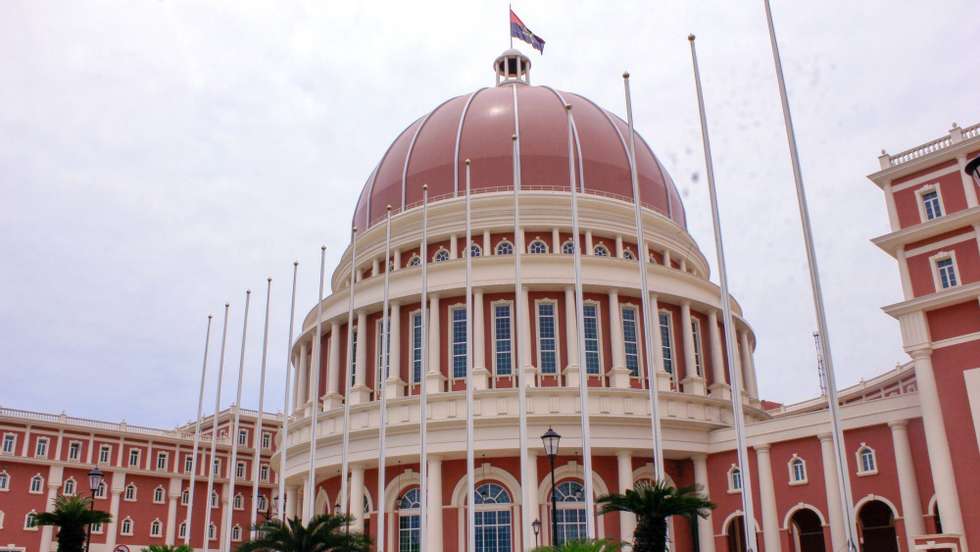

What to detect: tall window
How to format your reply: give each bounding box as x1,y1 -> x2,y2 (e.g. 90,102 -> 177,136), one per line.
1,434 -> 14,454
537,303 -> 558,374
152,486 -> 164,503
120,517 -> 133,536
349,325 -> 358,386
238,429 -> 248,447
494,303 -> 513,376
858,445 -> 877,474
128,448 -> 140,467
553,481 -> 587,545
151,519 -> 163,538
658,311 -> 674,375
691,319 -> 704,377
261,464 -> 270,481
411,311 -> 423,384
729,467 -> 742,491
922,190 -> 943,220
0,471 -> 9,491
377,319 -> 391,386
180,489 -> 189,505
156,452 -> 167,471
231,524 -> 242,541
208,522 -> 216,540
124,483 -> 137,501
451,307 -> 467,379
528,240 -> 549,254
622,306 -> 639,376
936,257 -> 958,289
398,488 -> 421,552
213,459 -> 220,476
68,442 -> 81,461
210,491 -> 219,509
30,475 -> 43,494
178,522 -> 187,539
63,478 -> 76,496
495,240 -> 514,255
236,461 -> 246,479
25,511 -> 38,530
790,457 -> 806,483
35,438 -> 48,458
583,304 -> 601,374
99,445 -> 111,464
262,432 -> 271,449
233,493 -> 244,510
474,483 -> 512,552
95,481 -> 107,499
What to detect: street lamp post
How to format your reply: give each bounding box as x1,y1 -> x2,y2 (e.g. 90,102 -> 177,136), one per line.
541,427 -> 561,549
85,467 -> 103,552
532,518 -> 541,549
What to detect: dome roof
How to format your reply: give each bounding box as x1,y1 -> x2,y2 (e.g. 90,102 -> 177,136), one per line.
353,54 -> 686,230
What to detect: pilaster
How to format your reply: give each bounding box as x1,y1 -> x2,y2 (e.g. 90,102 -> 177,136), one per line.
692,454 -> 715,552
755,444 -> 781,552
889,420 -> 924,538
324,322 -> 343,409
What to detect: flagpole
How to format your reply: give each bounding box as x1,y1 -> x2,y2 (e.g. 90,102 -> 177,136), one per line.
508,4 -> 513,48
202,303 -> 230,552
184,314 -> 213,545
463,161 -> 477,552
565,103 -> 596,539
307,246 -> 327,520
223,289 -> 251,552
339,230 -> 358,520
760,3 -> 859,549
417,186 -> 430,552
278,262 -> 299,521
689,34 -> 759,552
376,206 -> 394,552
251,278 -> 272,537
622,73 -> 666,483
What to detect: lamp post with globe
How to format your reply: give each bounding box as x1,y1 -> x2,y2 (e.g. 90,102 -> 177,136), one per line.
541,427 -> 561,548
85,467 -> 103,552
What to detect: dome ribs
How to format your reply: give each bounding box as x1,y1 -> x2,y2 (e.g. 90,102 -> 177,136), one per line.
453,88 -> 488,197
402,95 -> 461,212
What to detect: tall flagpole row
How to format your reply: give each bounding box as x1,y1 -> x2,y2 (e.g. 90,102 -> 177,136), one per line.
688,34 -> 759,552
760,3 -> 859,549
251,278 -> 272,537
185,314 -> 213,545
339,231 -> 358,518
202,303 -> 230,552
376,207 -> 394,552
306,247 -> 327,519
622,73 -> 666,481
223,289 -> 251,552
417,186 -> 430,552
278,262 -> 299,521
464,162 -> 477,552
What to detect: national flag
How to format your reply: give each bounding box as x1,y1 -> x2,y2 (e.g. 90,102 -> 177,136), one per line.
510,9 -> 545,53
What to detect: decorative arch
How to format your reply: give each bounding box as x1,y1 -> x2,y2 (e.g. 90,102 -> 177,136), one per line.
432,247 -> 450,263
782,503 -> 827,530
561,239 -> 576,255
383,469 -> 420,512
717,510 -> 762,537
854,494 -> 900,519
314,488 -> 330,515
593,243 -> 611,257
622,247 -> 636,260
630,463 -> 676,488
495,239 -> 515,256
62,476 -> 77,496
450,463 -> 523,507
528,238 -> 549,254
536,461 -> 611,503
406,254 -> 422,267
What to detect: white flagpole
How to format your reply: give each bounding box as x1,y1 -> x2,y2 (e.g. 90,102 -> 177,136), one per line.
251,278 -> 272,537
223,289 -> 251,552
184,313 -> 213,545
203,303 -> 230,552
760,3 -> 859,549
417,186 -> 430,552
376,206 -> 394,552
689,35 -> 759,552
339,229 -> 358,519
278,262 -> 299,522
463,161 -> 477,552
307,246 -> 327,520
622,73 -> 666,482
564,103 -> 596,538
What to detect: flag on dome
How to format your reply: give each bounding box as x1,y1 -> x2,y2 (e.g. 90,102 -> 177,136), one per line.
510,9 -> 545,53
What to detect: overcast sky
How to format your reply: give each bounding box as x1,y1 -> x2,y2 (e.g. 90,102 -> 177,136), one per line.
2,1 -> 977,429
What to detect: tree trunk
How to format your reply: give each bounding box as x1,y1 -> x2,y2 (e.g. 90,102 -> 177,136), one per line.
634,517 -> 669,552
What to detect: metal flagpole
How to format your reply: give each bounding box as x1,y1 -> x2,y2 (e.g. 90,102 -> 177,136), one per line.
223,289 -> 251,552
339,229 -> 358,518
508,4 -> 513,48
417,186 -> 430,552
760,3 -> 859,549
622,73 -> 666,482
307,246 -> 327,520
376,206 -> 394,552
564,103 -> 597,538
251,278 -> 272,537
203,303 -> 230,552
688,34 -> 760,552
464,161 -> 477,552
184,314 -> 213,545
278,262 -> 299,521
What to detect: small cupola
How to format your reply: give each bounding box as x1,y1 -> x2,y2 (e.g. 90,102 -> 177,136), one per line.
494,49 -> 531,86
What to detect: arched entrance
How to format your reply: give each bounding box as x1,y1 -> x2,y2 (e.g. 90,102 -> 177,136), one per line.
858,500 -> 898,552
726,515 -> 747,552
789,508 -> 826,552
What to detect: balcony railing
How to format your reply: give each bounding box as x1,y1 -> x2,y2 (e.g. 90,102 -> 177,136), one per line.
880,122 -> 980,169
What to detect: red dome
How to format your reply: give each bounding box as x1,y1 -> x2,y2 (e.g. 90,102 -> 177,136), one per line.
353,80 -> 686,230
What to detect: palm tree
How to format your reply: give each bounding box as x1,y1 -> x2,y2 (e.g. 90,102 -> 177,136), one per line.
238,514 -> 370,552
531,539 -> 622,552
35,495 -> 112,552
142,546 -> 193,552
598,480 -> 714,552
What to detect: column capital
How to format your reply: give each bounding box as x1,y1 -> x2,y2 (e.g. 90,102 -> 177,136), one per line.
615,449 -> 632,460
754,443 -> 771,453
888,419 -> 910,430
907,347 -> 933,360
689,453 -> 708,462
817,432 -> 834,443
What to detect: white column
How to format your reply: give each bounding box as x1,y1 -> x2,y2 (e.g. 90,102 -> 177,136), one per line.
608,290 -> 629,388
349,464 -> 366,532
426,294 -> 443,393
615,234 -> 624,258
819,434 -> 846,552
889,420 -> 925,538
663,249 -> 671,268
649,294 -> 671,391
680,302 -> 705,395
393,248 -> 401,270
325,321 -> 342,409
551,228 -> 560,252
386,302 -> 404,399
302,475 -> 313,523
518,287 -> 535,384
616,451 -> 635,541
740,330 -> 759,400
166,477 -> 181,544
427,457 -> 444,550
351,311 -> 371,403
563,286 -> 580,386
450,233 -> 458,259
473,290 -> 489,389
524,452 -> 540,548
585,230 -> 594,254
298,342 -> 309,413
371,259 -> 379,277
483,230 -> 491,254
708,310 -> 730,399
39,465 -> 62,552
755,445 -> 781,552
909,349 -> 964,536
286,485 -> 298,520
106,472 -> 124,550
692,455 -> 715,552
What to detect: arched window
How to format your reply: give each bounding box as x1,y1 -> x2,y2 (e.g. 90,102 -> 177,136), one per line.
528,239 -> 549,254
150,519 -> 162,538
25,511 -> 38,531
593,244 -> 610,257
257,495 -> 267,511
178,522 -> 187,539
553,481 -> 587,545
495,240 -> 514,256
153,485 -> 165,504
474,483 -> 512,552
120,517 -> 133,536
231,524 -> 242,541
433,248 -> 450,263
29,474 -> 43,494
210,490 -> 219,508
180,489 -> 189,505
208,522 -> 217,540
857,445 -> 877,475
470,242 -> 482,258
622,248 -> 636,260
398,487 -> 421,552
63,478 -> 76,496
407,254 -> 422,267
561,239 -> 576,255
233,492 -> 244,510
95,481 -> 106,499
728,466 -> 742,492
124,483 -> 137,501
0,470 -> 8,491
789,456 -> 807,484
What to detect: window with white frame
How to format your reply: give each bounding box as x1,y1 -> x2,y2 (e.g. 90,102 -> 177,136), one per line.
561,239 -> 576,255
407,254 -> 422,267
232,524 -> 242,541
411,311 -> 423,384
236,461 -> 246,479
128,448 -> 140,467
208,522 -> 217,540
238,429 -> 248,447
25,511 -> 38,531
0,470 -> 9,491
120,517 -> 133,536
474,483 -> 512,552
210,490 -> 219,508
493,303 -> 513,376
789,455 -> 807,484
920,188 -> 944,221
1,434 -> 15,454
433,248 -> 450,263
470,242 -> 482,257
857,444 -> 877,475
495,240 -> 514,255
184,455 -> 194,473
593,243 -> 610,257
528,239 -> 549,254
623,248 -> 636,260
178,522 -> 187,539
68,441 -> 81,461
934,255 -> 959,289
398,487 -> 421,552
257,494 -> 267,511
260,464 -> 269,481
98,445 -> 111,464
94,481 -> 106,499
691,319 -> 704,377
536,302 -> 558,374
262,432 -> 271,450
622,305 -> 640,376
35,437 -> 48,458
153,485 -> 165,504
63,478 -> 76,496
349,324 -> 358,386
124,483 -> 137,501
728,466 -> 742,492
150,519 -> 162,538
553,480 -> 587,545
451,307 -> 467,379
90,521 -> 104,534
376,318 -> 391,386
234,493 -> 244,510
212,458 -> 221,476
156,452 -> 168,471
29,474 -> 43,494
181,489 -> 189,505
658,311 -> 675,376
583,303 -> 601,374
